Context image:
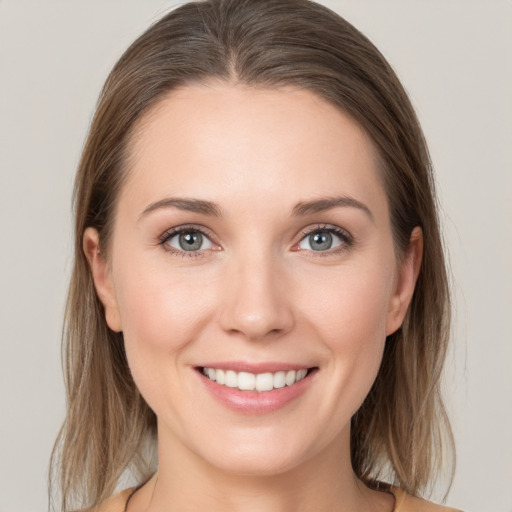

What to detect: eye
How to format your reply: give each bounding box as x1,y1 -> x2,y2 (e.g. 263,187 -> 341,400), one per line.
296,227 -> 350,252
164,229 -> 214,252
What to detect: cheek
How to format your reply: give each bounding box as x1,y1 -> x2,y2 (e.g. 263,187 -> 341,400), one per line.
114,257 -> 213,347
111,257 -> 218,401
302,259 -> 394,401
114,276 -> 215,432
305,259 -> 393,345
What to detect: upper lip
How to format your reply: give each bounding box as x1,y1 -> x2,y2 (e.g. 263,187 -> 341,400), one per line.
196,361 -> 314,373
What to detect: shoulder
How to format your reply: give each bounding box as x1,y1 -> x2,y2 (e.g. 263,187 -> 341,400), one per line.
87,485 -> 463,512
391,487 -> 463,512
88,487 -> 135,512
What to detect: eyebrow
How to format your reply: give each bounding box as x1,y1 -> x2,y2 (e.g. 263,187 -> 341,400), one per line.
138,195 -> 373,222
138,197 -> 223,221
292,196 -> 374,222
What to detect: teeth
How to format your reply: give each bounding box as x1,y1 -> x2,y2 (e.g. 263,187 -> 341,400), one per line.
285,370 -> 296,386
201,367 -> 310,392
238,371 -> 256,390
273,371 -> 286,389
256,373 -> 274,392
225,370 -> 237,388
296,369 -> 307,381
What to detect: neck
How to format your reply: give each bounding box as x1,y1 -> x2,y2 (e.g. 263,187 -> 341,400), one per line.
129,425 -> 393,512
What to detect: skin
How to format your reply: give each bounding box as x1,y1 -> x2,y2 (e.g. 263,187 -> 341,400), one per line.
84,83 -> 422,512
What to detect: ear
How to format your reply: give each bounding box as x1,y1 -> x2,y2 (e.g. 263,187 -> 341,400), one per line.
386,226 -> 423,336
83,227 -> 122,332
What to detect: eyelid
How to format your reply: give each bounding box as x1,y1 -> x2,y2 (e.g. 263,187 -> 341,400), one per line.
158,224 -> 221,254
157,223 -> 354,257
158,223 -> 215,241
292,224 -> 354,253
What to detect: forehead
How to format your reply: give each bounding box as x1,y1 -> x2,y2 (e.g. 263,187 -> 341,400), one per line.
120,83 -> 387,218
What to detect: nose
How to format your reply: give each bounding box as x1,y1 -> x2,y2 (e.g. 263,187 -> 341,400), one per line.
218,254 -> 295,341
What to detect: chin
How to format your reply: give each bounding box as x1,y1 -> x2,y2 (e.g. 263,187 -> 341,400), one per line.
190,422 -> 332,478
205,446 -> 307,477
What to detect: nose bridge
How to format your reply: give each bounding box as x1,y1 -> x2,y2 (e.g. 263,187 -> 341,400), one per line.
218,245 -> 294,340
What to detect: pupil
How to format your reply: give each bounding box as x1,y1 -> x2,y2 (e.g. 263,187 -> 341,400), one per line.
179,232 -> 202,251
310,231 -> 332,251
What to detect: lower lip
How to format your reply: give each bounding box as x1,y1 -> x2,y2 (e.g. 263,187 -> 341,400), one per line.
196,368 -> 317,414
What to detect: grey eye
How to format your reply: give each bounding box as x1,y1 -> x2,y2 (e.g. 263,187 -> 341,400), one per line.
309,231 -> 332,251
167,230 -> 213,251
298,230 -> 343,252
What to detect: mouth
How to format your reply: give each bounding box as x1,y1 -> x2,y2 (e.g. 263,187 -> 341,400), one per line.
194,362 -> 319,413
197,365 -> 318,392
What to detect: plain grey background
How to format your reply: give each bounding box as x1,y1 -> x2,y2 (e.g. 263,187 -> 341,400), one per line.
0,1 -> 511,511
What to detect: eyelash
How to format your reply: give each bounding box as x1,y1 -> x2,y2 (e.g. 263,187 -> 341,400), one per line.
158,224 -> 354,258
294,224 -> 354,256
158,224 -> 217,259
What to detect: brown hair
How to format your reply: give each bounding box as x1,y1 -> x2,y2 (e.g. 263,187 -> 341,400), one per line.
50,0 -> 454,509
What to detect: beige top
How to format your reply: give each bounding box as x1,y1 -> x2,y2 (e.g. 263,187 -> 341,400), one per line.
95,486 -> 462,512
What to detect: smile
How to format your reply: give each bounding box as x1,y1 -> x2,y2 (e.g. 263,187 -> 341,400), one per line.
201,367 -> 309,392
196,363 -> 318,413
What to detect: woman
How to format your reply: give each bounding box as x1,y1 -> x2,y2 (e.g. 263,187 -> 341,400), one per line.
50,0 -> 460,510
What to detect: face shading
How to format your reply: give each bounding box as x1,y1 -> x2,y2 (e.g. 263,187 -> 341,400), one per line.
84,83 -> 420,479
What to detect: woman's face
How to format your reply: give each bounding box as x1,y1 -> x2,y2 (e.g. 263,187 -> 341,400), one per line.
86,84 -> 420,476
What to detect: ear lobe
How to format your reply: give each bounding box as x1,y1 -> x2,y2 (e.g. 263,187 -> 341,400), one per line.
386,226 -> 423,336
83,227 -> 122,332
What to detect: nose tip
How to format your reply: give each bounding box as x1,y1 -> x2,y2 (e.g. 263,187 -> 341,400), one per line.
218,262 -> 294,341
225,310 -> 288,341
